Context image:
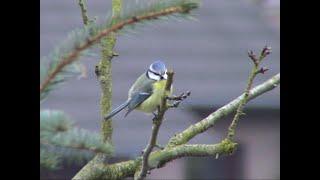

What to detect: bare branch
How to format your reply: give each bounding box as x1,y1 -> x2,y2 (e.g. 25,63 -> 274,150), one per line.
73,140 -> 236,180
167,73 -> 280,148
227,46 -> 271,140
78,0 -> 90,26
135,71 -> 174,180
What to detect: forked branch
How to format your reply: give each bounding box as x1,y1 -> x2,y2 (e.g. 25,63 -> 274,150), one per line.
227,46 -> 272,140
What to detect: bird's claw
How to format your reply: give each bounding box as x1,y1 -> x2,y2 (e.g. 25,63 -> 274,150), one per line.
167,91 -> 191,108
152,112 -> 159,123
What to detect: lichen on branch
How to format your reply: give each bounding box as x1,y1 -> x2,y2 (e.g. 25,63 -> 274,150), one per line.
167,73 -> 280,148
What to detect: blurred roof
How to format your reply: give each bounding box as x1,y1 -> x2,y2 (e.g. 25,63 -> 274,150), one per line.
41,0 -> 279,155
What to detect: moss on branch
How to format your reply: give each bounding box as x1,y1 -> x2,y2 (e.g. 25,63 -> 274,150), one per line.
167,73 -> 280,147
73,141 -> 237,180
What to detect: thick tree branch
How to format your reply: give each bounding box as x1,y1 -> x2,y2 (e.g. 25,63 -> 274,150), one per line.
135,71 -> 174,180
98,0 -> 122,145
73,1 -> 122,179
167,73 -> 280,148
73,140 -> 236,180
147,140 -> 237,170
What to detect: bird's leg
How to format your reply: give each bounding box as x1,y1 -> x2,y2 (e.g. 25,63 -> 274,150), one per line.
152,112 -> 158,123
167,91 -> 191,108
168,101 -> 181,108
152,106 -> 162,123
152,112 -> 157,118
167,91 -> 191,101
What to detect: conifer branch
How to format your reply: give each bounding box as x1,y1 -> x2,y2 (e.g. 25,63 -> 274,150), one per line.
41,127 -> 114,155
40,0 -> 200,95
40,149 -> 61,170
41,140 -> 106,154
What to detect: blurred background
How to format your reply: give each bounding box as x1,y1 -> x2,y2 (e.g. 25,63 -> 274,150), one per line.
41,0 -> 279,179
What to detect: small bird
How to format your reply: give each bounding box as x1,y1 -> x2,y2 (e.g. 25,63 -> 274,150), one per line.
104,60 -> 172,120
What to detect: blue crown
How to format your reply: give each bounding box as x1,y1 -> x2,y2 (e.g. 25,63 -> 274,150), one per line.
150,60 -> 166,74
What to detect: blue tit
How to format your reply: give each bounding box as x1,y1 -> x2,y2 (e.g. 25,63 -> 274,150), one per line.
104,60 -> 172,120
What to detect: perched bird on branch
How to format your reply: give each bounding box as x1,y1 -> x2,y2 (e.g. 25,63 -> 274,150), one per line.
104,60 -> 172,120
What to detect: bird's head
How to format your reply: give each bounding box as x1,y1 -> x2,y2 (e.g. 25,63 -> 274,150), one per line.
147,60 -> 168,81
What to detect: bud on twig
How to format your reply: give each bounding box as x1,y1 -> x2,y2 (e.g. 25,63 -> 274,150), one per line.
248,50 -> 258,65
257,67 -> 269,74
261,45 -> 272,58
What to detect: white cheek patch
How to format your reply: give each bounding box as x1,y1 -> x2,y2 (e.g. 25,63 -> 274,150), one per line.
163,73 -> 168,80
147,71 -> 160,81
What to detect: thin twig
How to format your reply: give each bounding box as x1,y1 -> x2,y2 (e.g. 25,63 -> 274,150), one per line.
227,46 -> 272,140
40,5 -> 194,93
98,0 -> 122,144
135,71 -> 174,180
78,0 -> 90,26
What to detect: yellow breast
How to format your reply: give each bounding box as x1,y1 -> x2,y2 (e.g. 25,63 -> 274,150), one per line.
136,80 -> 172,113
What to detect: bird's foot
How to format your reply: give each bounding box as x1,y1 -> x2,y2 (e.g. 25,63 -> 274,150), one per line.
167,91 -> 191,108
152,112 -> 159,123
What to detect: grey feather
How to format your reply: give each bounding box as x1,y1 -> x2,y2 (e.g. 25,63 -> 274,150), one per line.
125,92 -> 151,117
105,72 -> 155,120
128,73 -> 154,97
124,73 -> 155,117
104,100 -> 130,120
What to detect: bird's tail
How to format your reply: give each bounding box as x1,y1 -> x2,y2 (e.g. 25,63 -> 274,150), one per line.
104,100 -> 130,121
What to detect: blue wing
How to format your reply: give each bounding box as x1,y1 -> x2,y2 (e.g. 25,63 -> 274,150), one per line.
125,92 -> 151,117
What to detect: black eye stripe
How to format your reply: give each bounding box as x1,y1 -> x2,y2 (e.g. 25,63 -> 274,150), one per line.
149,70 -> 161,76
